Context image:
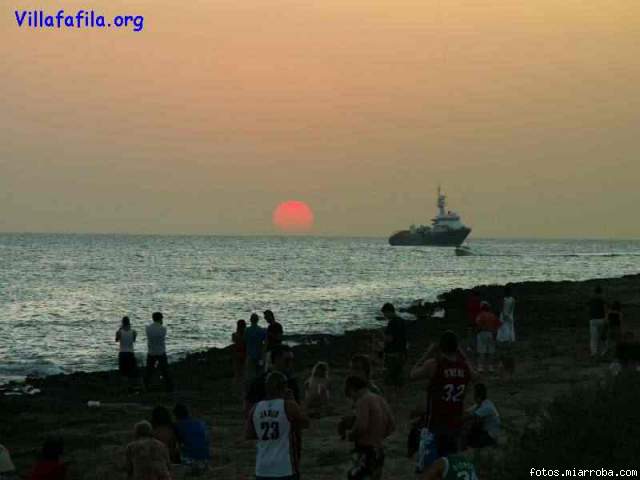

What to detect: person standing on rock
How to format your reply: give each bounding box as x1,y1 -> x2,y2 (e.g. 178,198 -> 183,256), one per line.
264,310 -> 283,369
588,286 -> 607,357
381,303 -> 407,401
245,313 -> 267,381
410,331 -> 475,460
245,371 -> 309,480
496,287 -> 516,377
232,319 -> 248,389
116,316 -> 138,389
144,312 -> 173,392
475,302 -> 501,373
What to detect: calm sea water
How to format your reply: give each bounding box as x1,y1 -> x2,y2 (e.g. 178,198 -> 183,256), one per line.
1,234 -> 639,383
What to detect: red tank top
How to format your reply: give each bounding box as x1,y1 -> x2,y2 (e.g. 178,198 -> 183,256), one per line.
427,354 -> 471,431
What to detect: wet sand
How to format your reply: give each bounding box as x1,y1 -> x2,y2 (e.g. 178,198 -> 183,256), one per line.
2,273 -> 639,479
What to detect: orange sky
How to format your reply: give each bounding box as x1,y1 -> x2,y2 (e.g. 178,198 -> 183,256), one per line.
1,0 -> 639,238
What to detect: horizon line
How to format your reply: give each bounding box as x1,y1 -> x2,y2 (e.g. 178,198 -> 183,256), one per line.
0,230 -> 638,242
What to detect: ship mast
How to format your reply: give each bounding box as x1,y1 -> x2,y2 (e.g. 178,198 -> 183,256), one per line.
437,185 -> 446,217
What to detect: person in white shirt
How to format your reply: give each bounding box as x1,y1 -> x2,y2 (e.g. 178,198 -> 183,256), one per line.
116,316 -> 138,388
144,312 -> 173,392
464,383 -> 500,448
497,286 -> 516,377
245,371 -> 309,480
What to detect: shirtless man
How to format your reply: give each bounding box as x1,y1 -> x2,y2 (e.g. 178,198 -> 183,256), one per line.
344,375 -> 395,480
410,331 -> 475,460
245,371 -> 309,480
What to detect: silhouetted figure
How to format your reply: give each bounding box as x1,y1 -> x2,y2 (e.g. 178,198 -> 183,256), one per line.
232,319 -> 248,388
245,313 -> 267,381
116,316 -> 139,388
144,312 -> 173,392
264,310 -> 283,368
382,303 -> 407,398
28,437 -> 67,480
588,286 -> 607,357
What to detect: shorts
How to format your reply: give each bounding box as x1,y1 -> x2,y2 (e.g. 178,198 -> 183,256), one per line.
348,445 -> 385,480
476,331 -> 495,355
118,352 -> 138,378
384,353 -> 406,386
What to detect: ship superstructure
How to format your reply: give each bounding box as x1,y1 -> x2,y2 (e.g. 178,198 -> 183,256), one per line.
389,187 -> 471,246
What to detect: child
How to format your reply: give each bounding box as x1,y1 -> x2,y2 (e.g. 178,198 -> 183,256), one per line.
304,361 -> 330,414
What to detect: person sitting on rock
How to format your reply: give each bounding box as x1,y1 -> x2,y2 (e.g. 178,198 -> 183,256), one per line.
464,383 -> 500,448
126,421 -> 172,480
173,404 -> 211,472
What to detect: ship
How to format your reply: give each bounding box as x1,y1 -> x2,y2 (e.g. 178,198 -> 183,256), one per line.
388,187 -> 471,246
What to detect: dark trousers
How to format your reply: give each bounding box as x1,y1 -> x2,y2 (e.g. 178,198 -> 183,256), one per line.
144,354 -> 173,392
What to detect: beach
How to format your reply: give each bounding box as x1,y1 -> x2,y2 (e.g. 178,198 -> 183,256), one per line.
2,273 -> 639,479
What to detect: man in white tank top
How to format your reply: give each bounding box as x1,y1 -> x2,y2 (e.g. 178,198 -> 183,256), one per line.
246,371 -> 309,480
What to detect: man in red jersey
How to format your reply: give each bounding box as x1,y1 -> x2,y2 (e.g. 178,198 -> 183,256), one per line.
410,331 -> 476,459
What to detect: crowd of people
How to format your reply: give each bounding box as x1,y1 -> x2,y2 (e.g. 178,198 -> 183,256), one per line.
2,283 -> 637,480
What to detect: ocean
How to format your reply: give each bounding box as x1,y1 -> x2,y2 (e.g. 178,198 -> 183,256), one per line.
1,234 -> 639,383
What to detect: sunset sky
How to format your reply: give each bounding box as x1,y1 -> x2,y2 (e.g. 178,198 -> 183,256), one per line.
1,0 -> 639,238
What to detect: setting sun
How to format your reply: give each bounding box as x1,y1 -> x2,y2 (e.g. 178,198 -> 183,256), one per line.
272,200 -> 314,233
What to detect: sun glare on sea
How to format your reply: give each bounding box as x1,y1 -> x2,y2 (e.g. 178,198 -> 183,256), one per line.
272,200 -> 314,233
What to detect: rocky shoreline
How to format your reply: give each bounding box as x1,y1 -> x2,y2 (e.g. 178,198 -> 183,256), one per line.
1,273 -> 639,479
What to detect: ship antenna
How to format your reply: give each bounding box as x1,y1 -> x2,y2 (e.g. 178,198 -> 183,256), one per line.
437,184 -> 445,216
